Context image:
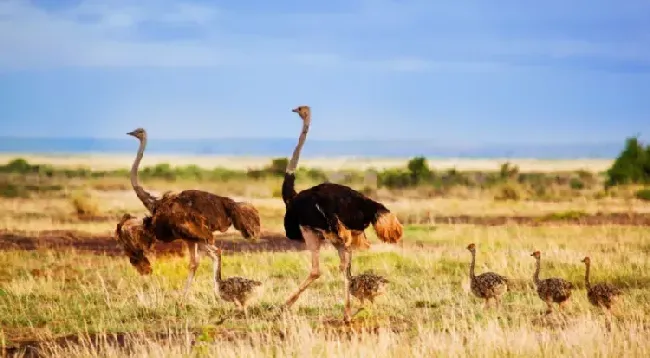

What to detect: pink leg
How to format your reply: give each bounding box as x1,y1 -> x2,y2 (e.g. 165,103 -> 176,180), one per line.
283,227 -> 321,308
337,246 -> 352,323
181,242 -> 200,298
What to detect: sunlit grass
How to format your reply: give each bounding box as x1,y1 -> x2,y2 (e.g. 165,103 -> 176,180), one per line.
1,224 -> 648,357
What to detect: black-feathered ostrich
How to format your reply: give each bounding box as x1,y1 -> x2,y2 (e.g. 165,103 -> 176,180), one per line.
118,128 -> 261,298
281,106 -> 403,322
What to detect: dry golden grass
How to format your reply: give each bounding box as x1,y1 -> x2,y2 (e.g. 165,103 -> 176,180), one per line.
1,155 -> 648,357
0,224 -> 648,357
0,154 -> 613,172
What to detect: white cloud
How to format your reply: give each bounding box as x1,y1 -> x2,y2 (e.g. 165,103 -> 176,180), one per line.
0,0 -> 648,72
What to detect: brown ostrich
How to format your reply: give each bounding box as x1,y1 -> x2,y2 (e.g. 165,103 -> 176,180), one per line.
115,213 -> 155,275
466,243 -> 509,308
118,128 -> 261,297
215,247 -> 263,317
531,250 -> 574,314
281,106 -> 403,323
581,256 -> 622,313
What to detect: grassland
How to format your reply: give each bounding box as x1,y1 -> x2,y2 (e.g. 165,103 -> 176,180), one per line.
0,155 -> 649,357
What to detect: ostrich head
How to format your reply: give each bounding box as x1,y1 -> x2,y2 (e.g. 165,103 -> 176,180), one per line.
128,250 -> 153,276
530,250 -> 541,259
581,256 -> 591,264
466,243 -> 476,252
292,106 -> 311,123
115,213 -> 153,276
127,127 -> 146,141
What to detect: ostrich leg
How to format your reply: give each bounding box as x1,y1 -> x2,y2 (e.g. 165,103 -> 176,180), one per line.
202,243 -> 220,297
337,245 -> 352,323
181,242 -> 200,297
283,228 -> 321,308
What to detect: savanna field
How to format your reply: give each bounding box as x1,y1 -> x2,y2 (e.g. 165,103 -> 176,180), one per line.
0,154 -> 649,357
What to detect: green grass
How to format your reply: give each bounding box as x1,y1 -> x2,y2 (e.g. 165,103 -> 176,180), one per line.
0,224 -> 648,357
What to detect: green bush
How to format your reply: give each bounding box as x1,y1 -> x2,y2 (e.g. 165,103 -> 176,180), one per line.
635,189 -> 650,201
0,183 -> 28,198
569,178 -> 585,190
606,137 -> 650,187
407,156 -> 432,184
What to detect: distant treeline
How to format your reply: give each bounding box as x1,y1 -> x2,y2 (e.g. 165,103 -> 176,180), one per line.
1,136 -> 649,201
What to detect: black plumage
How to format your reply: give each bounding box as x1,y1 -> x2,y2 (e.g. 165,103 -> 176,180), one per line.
280,105 -> 403,323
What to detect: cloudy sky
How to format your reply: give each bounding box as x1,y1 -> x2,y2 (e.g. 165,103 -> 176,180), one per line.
0,0 -> 649,144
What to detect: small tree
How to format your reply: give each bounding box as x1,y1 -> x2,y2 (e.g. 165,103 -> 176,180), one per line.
407,156 -> 431,185
606,137 -> 648,187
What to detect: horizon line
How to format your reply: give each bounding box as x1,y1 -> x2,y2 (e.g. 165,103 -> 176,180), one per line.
0,135 -> 628,146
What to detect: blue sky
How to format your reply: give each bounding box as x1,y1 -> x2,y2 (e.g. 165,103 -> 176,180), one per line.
0,0 -> 649,144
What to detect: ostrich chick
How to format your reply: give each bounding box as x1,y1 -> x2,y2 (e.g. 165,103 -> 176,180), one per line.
581,256 -> 622,312
531,250 -> 574,314
466,243 -> 509,308
347,263 -> 390,306
215,247 -> 263,316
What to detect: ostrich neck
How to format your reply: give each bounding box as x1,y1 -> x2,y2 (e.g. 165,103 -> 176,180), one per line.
130,136 -> 156,213
584,263 -> 591,290
469,251 -> 476,279
286,116 -> 311,174
533,258 -> 541,285
130,136 -> 145,189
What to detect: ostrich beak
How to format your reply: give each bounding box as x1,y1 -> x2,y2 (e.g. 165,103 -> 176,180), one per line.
291,108 -> 299,113
127,130 -> 137,136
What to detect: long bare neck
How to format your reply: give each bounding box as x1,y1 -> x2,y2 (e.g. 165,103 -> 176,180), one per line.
130,136 -> 156,213
286,117 -> 310,174
282,116 -> 311,204
469,251 -> 476,279
533,258 -> 541,285
584,263 -> 591,290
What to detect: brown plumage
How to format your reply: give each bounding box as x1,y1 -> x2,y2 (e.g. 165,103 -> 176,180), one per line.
347,263 -> 389,305
215,247 -> 263,317
115,213 -> 155,275
466,243 -> 508,308
123,128 -> 261,298
531,250 -> 574,314
581,256 -> 622,311
280,106 -> 403,323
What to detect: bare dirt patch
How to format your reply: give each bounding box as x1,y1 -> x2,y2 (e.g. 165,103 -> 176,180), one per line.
1,212 -> 649,256
0,230 -> 303,255
403,212 -> 650,226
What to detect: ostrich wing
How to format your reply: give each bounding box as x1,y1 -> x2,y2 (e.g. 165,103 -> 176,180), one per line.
151,199 -> 215,244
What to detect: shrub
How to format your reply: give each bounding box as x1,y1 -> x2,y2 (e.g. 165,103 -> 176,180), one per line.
0,183 -> 28,198
606,137 -> 649,187
494,183 -> 523,201
407,156 -> 432,184
69,191 -> 100,218
267,158 -> 289,176
569,178 -> 585,190
635,188 -> 650,201
499,162 -> 519,180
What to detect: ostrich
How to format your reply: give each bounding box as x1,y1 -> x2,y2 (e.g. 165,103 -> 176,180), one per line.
581,256 -> 622,313
466,243 -> 509,308
115,213 -> 155,276
280,106 -> 403,322
119,128 -> 261,297
215,246 -> 263,317
531,250 -> 574,314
